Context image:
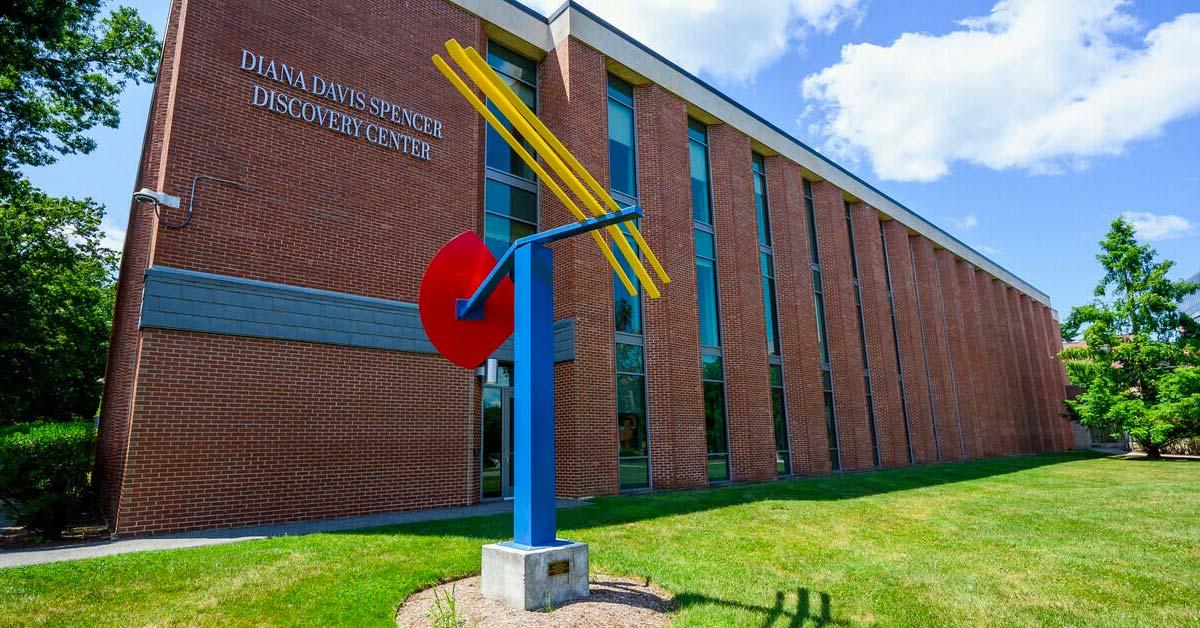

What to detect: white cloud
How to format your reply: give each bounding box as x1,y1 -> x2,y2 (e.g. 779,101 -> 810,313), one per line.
1121,211 -> 1195,241
977,245 -> 1003,258
801,0 -> 1200,181
100,222 -> 126,254
948,215 -> 978,231
521,0 -> 862,83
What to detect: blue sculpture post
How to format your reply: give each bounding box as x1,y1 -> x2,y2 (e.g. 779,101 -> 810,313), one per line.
513,242 -> 555,548
458,207 -> 641,610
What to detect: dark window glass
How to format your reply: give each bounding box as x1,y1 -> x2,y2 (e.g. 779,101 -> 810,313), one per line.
770,363 -> 784,387
619,458 -> 649,490
614,231 -> 643,334
753,158 -> 771,247
704,382 -> 728,451
607,75 -> 634,106
481,387 -> 502,498
689,141 -> 711,224
485,44 -> 536,180
763,274 -> 779,356
487,45 -> 537,84
702,354 -> 724,381
615,342 -> 644,374
694,229 -> 715,259
814,292 -> 830,364
617,374 -> 647,457
824,391 -> 840,471
772,387 -> 788,467
607,97 -> 636,197
805,181 -> 820,267
484,178 -> 537,223
696,256 -> 721,347
484,212 -> 535,260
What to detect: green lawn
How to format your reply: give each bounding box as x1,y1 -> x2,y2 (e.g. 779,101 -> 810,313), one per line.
3,451 -> 1198,627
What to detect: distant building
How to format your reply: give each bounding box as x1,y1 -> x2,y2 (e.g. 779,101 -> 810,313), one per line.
1182,271 -> 1200,320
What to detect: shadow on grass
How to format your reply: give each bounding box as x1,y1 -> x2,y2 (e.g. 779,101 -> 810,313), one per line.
337,450 -> 1109,543
675,587 -> 851,628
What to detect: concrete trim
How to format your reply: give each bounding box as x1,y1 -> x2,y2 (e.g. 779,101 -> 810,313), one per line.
139,266 -> 576,362
448,0 -> 1051,307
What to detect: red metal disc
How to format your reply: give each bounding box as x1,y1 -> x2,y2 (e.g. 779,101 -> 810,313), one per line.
418,231 -> 514,369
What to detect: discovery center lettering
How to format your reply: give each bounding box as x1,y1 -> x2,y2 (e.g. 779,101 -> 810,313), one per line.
240,49 -> 444,161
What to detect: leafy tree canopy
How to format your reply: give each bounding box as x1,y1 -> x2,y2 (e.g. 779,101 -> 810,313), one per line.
1060,217 -> 1200,457
0,180 -> 118,423
0,0 -> 160,195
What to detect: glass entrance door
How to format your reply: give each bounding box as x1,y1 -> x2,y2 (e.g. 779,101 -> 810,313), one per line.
481,386 -> 514,499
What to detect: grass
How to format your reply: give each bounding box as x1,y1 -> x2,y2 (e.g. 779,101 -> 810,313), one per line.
2,451 -> 1198,627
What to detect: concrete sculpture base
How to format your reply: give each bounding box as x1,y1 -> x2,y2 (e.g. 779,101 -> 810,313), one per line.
480,540 -> 589,611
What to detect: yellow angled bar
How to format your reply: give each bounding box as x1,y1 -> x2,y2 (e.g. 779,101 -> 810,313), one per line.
460,45 -> 670,287
431,54 -> 637,297
445,40 -> 660,299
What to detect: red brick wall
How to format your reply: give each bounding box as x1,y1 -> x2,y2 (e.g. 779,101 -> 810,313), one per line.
637,84 -> 707,489
810,181 -> 873,470
957,263 -> 993,458
767,160 -> 832,476
708,125 -> 776,482
882,221 -> 938,464
539,37 -> 618,497
850,204 -> 907,468
115,329 -> 473,535
934,249 -> 975,458
910,237 -> 962,460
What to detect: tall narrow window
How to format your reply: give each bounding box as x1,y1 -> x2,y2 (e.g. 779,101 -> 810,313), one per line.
608,75 -> 649,491
879,221 -> 914,464
691,118 -> 729,482
846,202 -> 881,468
805,180 -> 840,470
483,43 -> 537,259
754,154 -> 789,475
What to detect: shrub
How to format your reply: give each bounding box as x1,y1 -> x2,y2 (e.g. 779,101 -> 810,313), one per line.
0,421 -> 96,539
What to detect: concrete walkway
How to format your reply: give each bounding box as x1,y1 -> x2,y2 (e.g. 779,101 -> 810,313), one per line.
0,498 -> 589,569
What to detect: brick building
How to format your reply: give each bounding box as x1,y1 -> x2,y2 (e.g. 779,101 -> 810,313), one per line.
97,0 -> 1073,536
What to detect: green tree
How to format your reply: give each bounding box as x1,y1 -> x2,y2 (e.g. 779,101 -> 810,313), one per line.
1060,217 -> 1200,458
1,180 -> 118,423
0,0 -> 160,194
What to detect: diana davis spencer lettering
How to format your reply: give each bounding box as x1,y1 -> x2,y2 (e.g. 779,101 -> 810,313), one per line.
240,49 -> 443,161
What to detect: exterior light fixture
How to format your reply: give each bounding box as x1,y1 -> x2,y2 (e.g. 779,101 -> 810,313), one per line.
475,358 -> 500,385
131,188 -> 181,209
484,358 -> 499,385
131,175 -> 248,229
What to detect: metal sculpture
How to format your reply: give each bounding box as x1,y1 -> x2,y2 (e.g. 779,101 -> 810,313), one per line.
418,39 -> 669,556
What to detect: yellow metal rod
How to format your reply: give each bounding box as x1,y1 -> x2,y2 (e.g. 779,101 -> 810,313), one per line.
431,54 -> 637,297
445,40 -> 660,299
460,44 -> 669,287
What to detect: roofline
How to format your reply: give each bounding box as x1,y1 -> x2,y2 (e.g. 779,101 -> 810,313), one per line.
458,0 -> 1052,307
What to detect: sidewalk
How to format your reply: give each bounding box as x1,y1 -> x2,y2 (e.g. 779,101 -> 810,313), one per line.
0,498 -> 589,569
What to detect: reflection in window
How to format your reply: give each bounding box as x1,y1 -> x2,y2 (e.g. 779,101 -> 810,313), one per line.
755,154 -> 789,476
484,42 -> 538,259
690,118 -> 729,482
609,75 -> 649,491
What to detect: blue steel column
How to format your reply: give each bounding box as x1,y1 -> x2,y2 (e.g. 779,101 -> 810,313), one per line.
513,242 -> 556,547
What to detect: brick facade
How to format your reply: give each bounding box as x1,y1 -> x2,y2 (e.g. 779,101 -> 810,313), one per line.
98,0 -> 1070,536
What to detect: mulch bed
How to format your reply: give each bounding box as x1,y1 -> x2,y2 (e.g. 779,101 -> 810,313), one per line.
0,504 -> 110,549
396,573 -> 675,628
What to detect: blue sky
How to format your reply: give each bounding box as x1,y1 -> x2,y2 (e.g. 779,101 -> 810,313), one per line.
21,0 -> 1200,320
